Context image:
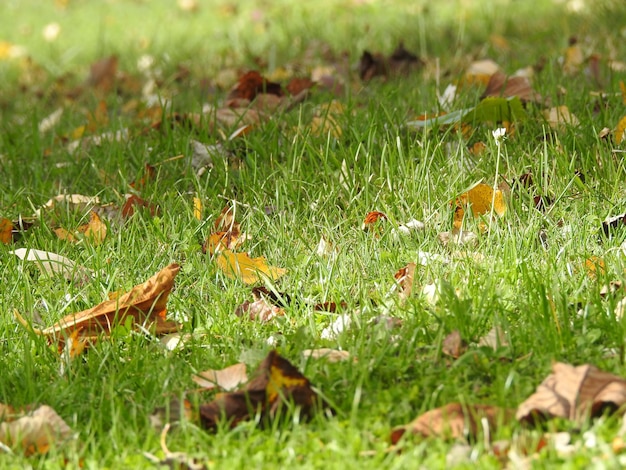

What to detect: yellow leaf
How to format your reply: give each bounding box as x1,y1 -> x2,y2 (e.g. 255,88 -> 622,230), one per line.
620,81 -> 626,105
615,116 -> 626,144
193,197 -> 202,220
453,183 -> 506,229
216,249 -> 286,284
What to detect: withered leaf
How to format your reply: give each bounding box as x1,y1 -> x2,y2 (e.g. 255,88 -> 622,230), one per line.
516,362 -> 626,425
303,348 -> 354,363
391,403 -> 509,444
14,263 -> 181,353
10,248 -> 92,283
88,55 -> 118,93
482,72 -> 544,104
0,218 -> 13,244
122,194 -> 160,219
0,404 -> 73,456
442,330 -> 468,359
226,71 -> 283,104
394,262 -> 416,301
199,350 -> 321,430
193,363 -> 248,391
202,204 -> 248,255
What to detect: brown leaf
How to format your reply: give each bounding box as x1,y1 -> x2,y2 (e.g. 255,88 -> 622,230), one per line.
478,326 -> 509,350
88,55 -> 118,93
482,72 -> 544,104
122,194 -> 160,219
286,77 -> 315,96
226,71 -> 283,104
130,163 -> 157,190
394,262 -> 416,301
193,363 -> 248,391
442,330 -> 468,359
202,204 -> 248,254
14,263 -> 181,353
391,403 -> 508,444
198,350 -> 321,430
0,404 -> 73,456
516,362 -> 626,425
362,211 -> 388,231
234,298 -> 284,322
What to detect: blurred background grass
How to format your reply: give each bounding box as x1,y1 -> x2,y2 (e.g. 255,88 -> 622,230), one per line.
2,0 -> 622,76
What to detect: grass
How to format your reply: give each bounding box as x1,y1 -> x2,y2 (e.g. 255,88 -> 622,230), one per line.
2,0 -> 626,467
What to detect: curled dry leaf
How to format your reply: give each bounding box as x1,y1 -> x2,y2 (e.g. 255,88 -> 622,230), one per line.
216,249 -> 286,284
394,262 -> 416,301
391,403 -> 509,444
193,363 -> 248,391
362,211 -> 388,234
234,286 -> 289,322
516,362 -> 626,425
226,70 -> 283,104
36,194 -> 100,217
10,248 -> 92,283
202,205 -> 249,255
14,263 -> 181,354
199,350 -> 322,430
54,210 -> 107,245
0,404 -> 73,456
302,348 -> 355,363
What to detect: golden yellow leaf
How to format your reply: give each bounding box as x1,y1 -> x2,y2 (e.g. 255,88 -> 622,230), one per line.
453,183 -> 506,229
193,197 -> 202,220
216,249 -> 286,284
620,81 -> 626,105
615,116 -> 626,144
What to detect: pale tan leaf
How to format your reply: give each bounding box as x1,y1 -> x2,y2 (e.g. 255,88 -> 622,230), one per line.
10,248 -> 92,282
0,405 -> 73,456
193,363 -> 248,391
302,348 -> 355,363
516,362 -> 626,424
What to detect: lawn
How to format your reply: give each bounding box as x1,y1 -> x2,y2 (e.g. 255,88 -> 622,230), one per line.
2,0 -> 626,468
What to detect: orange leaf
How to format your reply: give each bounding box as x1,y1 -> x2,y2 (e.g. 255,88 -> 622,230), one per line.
0,218 -> 14,244
216,250 -> 286,284
615,116 -> 626,144
14,263 -> 181,352
79,210 -> 107,245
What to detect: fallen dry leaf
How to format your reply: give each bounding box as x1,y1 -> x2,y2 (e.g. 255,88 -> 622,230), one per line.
122,194 -> 160,219
54,210 -> 107,245
226,70 -> 283,105
88,55 -> 118,93
10,248 -> 92,283
359,42 -> 421,80
0,218 -> 13,244
543,106 -> 579,131
198,350 -> 322,429
442,330 -> 468,359
202,204 -> 249,255
302,348 -> 355,363
193,363 -> 248,391
362,211 -> 388,233
482,72 -> 543,104
391,403 -> 509,444
216,249 -> 286,284
14,263 -> 181,353
0,404 -> 73,456
516,362 -> 626,425
37,194 -> 100,217
478,326 -> 509,350
453,183 -> 506,230
615,116 -> 626,144
394,262 -> 416,301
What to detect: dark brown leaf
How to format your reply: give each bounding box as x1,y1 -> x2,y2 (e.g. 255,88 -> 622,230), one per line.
199,350 -> 322,430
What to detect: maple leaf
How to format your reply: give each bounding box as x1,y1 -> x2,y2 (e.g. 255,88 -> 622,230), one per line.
14,263 -> 181,354
198,350 -> 322,430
